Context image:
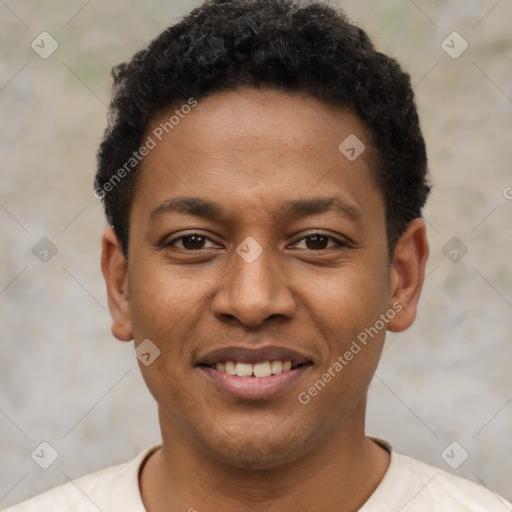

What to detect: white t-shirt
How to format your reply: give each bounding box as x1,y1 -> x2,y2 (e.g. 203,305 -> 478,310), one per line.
4,441 -> 511,511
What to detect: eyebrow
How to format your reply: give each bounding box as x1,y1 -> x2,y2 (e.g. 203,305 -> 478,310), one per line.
149,196 -> 361,222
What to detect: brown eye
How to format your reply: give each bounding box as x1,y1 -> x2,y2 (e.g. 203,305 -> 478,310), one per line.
167,234 -> 217,250
181,235 -> 206,249
304,235 -> 330,250
293,233 -> 345,250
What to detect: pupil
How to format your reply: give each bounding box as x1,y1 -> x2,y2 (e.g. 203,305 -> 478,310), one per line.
183,235 -> 204,249
306,235 -> 328,250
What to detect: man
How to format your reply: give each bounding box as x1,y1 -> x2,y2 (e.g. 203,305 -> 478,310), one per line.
6,0 -> 511,510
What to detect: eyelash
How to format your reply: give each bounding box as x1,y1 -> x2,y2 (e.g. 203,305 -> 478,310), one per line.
164,232 -> 349,251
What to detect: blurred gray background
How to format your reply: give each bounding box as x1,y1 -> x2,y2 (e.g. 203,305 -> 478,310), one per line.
1,0 -> 511,507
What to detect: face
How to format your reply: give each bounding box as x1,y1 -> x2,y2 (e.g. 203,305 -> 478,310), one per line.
102,87 -> 427,469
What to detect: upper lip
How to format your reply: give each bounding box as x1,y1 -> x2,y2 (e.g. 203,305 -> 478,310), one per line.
196,346 -> 313,366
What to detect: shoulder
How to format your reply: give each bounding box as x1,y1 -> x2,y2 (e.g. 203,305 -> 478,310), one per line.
3,465 -> 123,512
363,439 -> 512,511
393,452 -> 511,510
3,447 -> 159,512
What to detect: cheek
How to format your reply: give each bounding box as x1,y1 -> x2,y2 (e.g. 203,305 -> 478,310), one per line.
127,263 -> 224,371
129,264 -> 194,333
303,258 -> 390,386
298,273 -> 389,421
127,269 -> 205,416
301,257 -> 389,330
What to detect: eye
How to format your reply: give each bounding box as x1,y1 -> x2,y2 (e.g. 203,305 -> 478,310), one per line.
166,233 -> 219,250
163,232 -> 349,252
292,233 -> 347,250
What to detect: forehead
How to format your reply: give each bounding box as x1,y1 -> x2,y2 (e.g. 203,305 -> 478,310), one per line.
133,87 -> 382,223
149,88 -> 375,163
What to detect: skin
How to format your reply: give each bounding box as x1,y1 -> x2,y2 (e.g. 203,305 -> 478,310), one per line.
101,87 -> 429,511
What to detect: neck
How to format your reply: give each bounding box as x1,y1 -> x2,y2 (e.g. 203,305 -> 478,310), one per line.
140,402 -> 390,512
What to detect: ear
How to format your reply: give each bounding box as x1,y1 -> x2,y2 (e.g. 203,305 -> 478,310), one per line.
387,218 -> 429,333
101,227 -> 133,342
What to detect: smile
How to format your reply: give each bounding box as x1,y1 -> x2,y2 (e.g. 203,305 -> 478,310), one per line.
196,345 -> 313,399
208,360 -> 296,377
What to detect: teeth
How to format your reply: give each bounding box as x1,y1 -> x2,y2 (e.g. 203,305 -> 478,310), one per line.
225,361 -> 236,375
270,361 -> 283,374
235,362 -> 253,377
253,362 -> 272,378
214,360 -> 294,377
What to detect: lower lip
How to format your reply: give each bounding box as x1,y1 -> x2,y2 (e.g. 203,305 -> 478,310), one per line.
199,365 -> 311,400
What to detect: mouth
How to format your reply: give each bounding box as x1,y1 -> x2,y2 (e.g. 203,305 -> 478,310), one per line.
196,346 -> 313,400
201,360 -> 305,377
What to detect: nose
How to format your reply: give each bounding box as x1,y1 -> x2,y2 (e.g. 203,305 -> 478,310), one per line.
211,246 -> 296,327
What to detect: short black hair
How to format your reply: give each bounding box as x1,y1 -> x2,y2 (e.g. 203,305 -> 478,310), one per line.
95,0 -> 430,258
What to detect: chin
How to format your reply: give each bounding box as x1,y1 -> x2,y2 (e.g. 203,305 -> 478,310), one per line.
214,441 -> 296,470
202,422 -> 312,470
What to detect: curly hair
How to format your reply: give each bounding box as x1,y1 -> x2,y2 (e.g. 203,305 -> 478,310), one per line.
95,0 -> 430,258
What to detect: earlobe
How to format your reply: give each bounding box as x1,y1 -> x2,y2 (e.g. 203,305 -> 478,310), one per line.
101,228 -> 134,342
387,218 -> 429,333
